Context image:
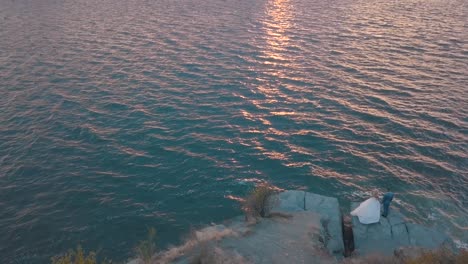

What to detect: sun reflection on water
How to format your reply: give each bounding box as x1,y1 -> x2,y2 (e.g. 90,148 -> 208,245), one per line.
251,0 -> 297,105
262,0 -> 293,64
254,0 -> 300,119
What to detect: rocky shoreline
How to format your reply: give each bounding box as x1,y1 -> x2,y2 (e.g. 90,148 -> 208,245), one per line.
130,190 -> 457,264
350,201 -> 454,257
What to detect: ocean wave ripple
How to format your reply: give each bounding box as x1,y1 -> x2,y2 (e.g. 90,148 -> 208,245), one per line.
0,0 -> 467,262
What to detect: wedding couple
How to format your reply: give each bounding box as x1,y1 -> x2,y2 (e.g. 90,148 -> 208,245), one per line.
351,189 -> 394,224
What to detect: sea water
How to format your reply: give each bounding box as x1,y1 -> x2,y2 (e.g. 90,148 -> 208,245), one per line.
0,0 -> 467,262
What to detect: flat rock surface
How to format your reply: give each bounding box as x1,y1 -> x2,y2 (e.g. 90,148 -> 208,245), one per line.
272,190 -> 306,212
305,192 -> 344,258
271,191 -> 344,258
220,211 -> 336,264
171,192 -> 342,264
351,202 -> 453,256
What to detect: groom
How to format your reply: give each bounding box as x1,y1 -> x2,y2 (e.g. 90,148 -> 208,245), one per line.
381,189 -> 394,217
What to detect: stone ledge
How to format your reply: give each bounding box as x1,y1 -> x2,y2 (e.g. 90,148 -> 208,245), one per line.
350,202 -> 454,256
271,190 -> 344,258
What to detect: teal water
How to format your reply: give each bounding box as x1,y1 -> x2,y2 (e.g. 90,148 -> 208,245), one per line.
0,0 -> 467,262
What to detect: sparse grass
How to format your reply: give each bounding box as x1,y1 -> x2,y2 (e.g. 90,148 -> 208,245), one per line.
241,184 -> 277,220
343,248 -> 468,264
404,248 -> 468,264
455,250 -> 468,264
154,225 -> 239,263
51,245 -> 99,264
135,227 -> 157,264
343,254 -> 400,264
189,244 -> 250,264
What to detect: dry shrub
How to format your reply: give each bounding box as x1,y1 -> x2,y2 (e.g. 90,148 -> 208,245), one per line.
343,248 -> 467,264
405,248 -> 468,264
455,250 -> 468,264
242,184 -> 277,220
190,245 -> 250,264
342,254 -> 401,264
135,227 -> 157,264
51,246 -> 99,264
154,226 -> 239,263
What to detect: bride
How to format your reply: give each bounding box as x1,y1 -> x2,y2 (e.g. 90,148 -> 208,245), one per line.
351,190 -> 381,224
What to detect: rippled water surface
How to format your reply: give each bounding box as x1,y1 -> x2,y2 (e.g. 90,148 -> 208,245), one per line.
1,0 -> 467,262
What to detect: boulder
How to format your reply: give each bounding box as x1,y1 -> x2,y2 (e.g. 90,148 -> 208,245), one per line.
351,202 -> 411,255
351,202 -> 453,256
271,190 -> 305,212
305,192 -> 344,258
270,191 -> 344,258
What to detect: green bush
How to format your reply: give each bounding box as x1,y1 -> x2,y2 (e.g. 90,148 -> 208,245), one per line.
51,245 -> 97,264
135,227 -> 157,264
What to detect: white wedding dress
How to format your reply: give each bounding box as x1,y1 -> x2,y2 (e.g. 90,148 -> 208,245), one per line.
351,197 -> 381,224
